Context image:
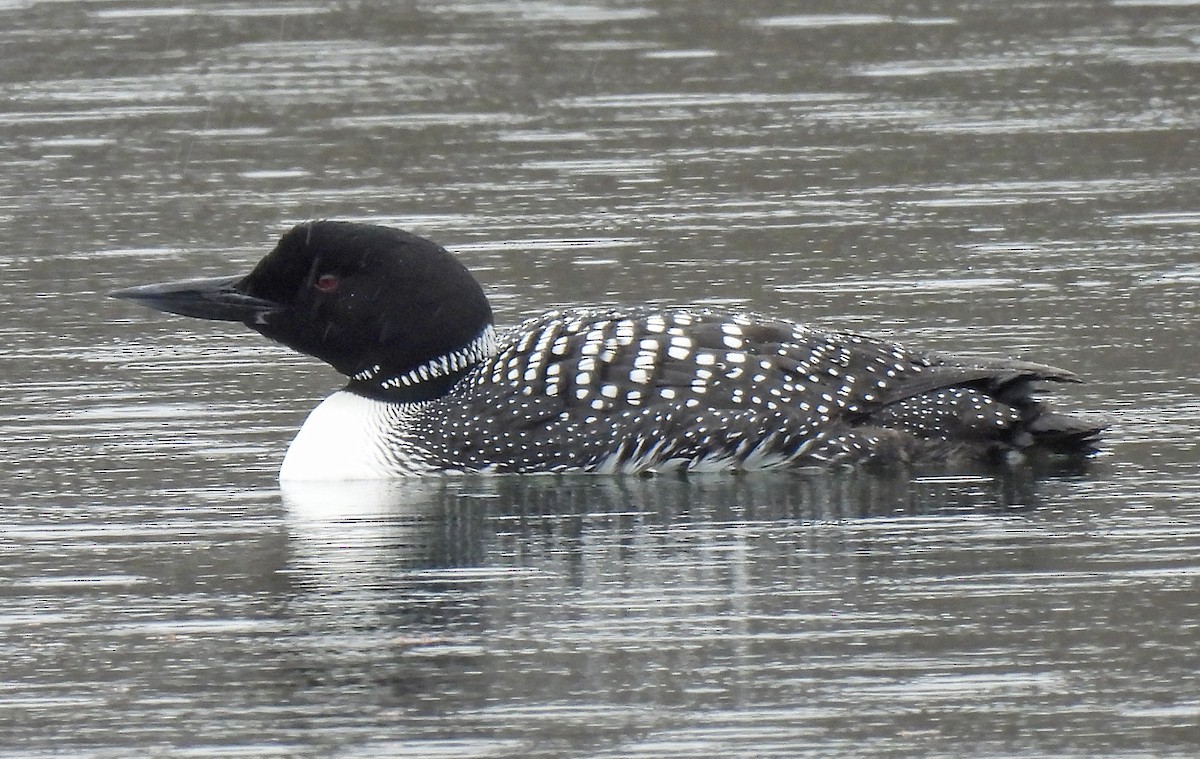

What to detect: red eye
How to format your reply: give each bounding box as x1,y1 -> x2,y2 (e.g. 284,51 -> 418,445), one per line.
315,274 -> 340,293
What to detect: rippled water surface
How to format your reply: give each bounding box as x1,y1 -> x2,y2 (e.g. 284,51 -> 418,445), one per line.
3,1 -> 1200,756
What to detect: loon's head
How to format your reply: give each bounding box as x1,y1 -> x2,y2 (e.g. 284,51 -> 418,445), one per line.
114,221 -> 496,399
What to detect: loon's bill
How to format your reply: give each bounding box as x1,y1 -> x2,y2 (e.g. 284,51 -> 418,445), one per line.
113,221 -> 1104,480
113,275 -> 278,323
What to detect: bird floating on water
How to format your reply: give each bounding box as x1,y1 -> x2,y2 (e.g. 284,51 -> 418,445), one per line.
114,221 -> 1103,479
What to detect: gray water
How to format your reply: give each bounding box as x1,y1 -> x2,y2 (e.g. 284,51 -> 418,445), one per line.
3,0 -> 1200,756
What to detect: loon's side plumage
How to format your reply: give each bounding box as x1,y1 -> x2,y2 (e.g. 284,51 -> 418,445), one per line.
113,221 -> 1103,479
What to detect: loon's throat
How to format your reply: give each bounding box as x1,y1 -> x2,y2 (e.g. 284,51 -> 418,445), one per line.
349,325 -> 498,402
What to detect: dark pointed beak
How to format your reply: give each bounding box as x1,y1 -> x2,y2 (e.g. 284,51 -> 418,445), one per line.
111,275 -> 281,323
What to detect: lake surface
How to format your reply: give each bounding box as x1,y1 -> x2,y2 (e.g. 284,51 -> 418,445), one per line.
3,0 -> 1200,756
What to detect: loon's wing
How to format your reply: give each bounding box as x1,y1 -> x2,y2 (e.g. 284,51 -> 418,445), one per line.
447,307 -> 890,469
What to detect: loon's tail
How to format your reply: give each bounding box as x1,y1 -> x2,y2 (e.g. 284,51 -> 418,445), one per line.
853,353 -> 1105,466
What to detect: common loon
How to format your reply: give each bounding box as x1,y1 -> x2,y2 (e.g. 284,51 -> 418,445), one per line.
114,221 -> 1103,479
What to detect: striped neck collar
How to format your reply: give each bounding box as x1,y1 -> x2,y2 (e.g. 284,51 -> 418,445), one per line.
348,325 -> 497,402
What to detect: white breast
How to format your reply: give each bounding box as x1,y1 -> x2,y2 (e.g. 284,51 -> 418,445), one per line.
279,390 -> 429,480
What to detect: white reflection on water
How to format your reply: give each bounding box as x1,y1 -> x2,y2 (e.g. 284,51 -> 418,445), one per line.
91,5 -> 330,20
756,14 -> 958,29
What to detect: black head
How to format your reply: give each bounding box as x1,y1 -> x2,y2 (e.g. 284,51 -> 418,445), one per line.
114,221 -> 495,400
